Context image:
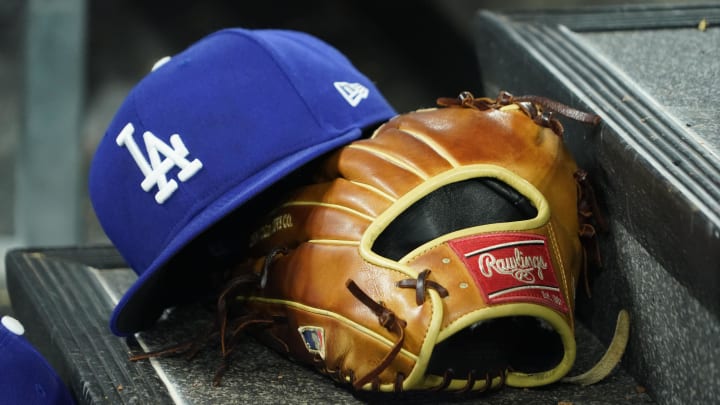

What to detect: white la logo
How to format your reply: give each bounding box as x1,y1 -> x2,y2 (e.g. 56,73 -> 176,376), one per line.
115,123 -> 203,204
333,81 -> 369,107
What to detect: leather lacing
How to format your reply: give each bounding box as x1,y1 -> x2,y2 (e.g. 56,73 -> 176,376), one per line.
345,279 -> 407,390
212,248 -> 291,384
423,367 -> 507,394
436,90 -> 601,138
574,169 -> 608,298
345,271 -> 502,393
344,276 -> 441,391
129,250 -> 289,386
396,269 -> 449,305
259,247 -> 289,289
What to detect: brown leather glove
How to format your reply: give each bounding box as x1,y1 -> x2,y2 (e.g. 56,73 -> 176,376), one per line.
210,91 -> 604,392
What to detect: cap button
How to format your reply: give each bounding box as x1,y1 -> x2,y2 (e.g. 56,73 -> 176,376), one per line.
1,315 -> 26,336
151,56 -> 172,72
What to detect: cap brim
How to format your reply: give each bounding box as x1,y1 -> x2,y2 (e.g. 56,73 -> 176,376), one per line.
109,127 -> 364,336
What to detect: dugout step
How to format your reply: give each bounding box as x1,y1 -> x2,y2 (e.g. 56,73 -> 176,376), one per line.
471,4 -> 720,405
5,245 -> 651,404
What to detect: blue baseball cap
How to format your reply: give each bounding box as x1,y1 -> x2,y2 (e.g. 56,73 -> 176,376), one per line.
89,28 -> 397,336
0,316 -> 76,404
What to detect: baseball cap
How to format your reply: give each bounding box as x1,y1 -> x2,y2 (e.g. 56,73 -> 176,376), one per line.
89,28 -> 396,336
0,316 -> 76,404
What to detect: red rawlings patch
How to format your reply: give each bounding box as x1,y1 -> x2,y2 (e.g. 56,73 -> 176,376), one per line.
448,233 -> 568,313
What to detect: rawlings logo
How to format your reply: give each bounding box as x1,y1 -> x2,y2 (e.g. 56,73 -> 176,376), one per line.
478,247 -> 548,284
449,233 -> 568,313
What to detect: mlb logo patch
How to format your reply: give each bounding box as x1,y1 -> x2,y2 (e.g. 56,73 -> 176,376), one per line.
298,326 -> 326,359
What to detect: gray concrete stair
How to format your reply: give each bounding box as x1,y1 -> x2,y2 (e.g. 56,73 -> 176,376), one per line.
472,5 -> 720,404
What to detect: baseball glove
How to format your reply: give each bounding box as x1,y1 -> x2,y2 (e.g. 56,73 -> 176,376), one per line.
134,91 -> 620,393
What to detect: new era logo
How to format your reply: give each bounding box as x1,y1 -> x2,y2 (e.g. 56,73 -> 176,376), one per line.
333,81 -> 369,107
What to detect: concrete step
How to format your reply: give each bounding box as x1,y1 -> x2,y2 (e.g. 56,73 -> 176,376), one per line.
471,4 -> 720,405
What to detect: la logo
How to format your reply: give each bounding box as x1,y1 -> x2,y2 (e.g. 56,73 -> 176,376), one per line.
116,123 -> 203,204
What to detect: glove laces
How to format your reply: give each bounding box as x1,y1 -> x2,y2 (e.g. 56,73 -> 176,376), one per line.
128,259 -> 284,387
396,269 -> 449,305
437,90 -> 601,137
345,279 -> 407,390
